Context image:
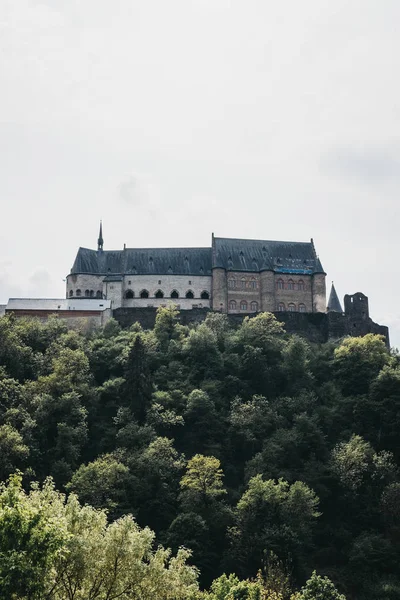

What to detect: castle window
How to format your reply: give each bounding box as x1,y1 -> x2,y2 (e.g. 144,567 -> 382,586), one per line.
278,302 -> 285,311
185,290 -> 194,299
85,290 -> 90,297
241,278 -> 246,289
90,290 -> 94,297
298,280 -> 305,291
288,280 -> 294,290
140,290 -> 149,298
76,289 -> 81,297
188,280 -> 192,285
240,300 -> 247,311
250,279 -> 257,289
250,301 -> 258,312
158,280 -> 161,285
277,279 -> 284,290
69,290 -> 73,297
125,290 -> 134,299
96,291 -> 102,298
128,280 -> 131,285
155,290 -> 164,299
200,290 -> 210,300
288,303 -> 296,312
229,300 -> 237,310
299,304 -> 306,313
171,290 -> 179,299
228,279 -> 236,289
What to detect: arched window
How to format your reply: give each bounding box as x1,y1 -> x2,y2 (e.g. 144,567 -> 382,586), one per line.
277,279 -> 284,290
299,303 -> 306,313
96,290 -> 102,298
278,302 -> 285,311
125,290 -> 134,299
298,280 -> 305,291
171,290 -> 179,299
140,290 -> 149,298
288,303 -> 296,312
229,300 -> 237,310
250,279 -> 257,289
228,279 -> 236,289
250,301 -> 258,312
240,300 -> 247,311
76,289 -> 81,297
85,289 -> 90,297
155,290 -> 164,298
90,290 -> 94,297
241,278 -> 246,289
288,280 -> 294,290
69,290 -> 73,297
200,290 -> 210,299
185,290 -> 194,299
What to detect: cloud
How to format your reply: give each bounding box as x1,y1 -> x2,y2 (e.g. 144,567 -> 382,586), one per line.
117,174 -> 162,220
320,146 -> 400,184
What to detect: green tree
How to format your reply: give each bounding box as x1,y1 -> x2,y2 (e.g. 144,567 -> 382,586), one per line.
66,453 -> 131,517
124,335 -> 153,423
0,473 -> 68,599
230,476 -> 320,578
0,424 -> 29,481
295,571 -> 346,600
333,334 -> 390,396
180,454 -> 227,508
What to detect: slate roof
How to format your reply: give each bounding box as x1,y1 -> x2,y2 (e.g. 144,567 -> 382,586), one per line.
212,237 -> 325,274
71,247 -> 212,276
327,283 -> 343,313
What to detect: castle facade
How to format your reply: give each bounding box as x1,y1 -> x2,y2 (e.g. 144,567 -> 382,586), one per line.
66,225 -> 327,314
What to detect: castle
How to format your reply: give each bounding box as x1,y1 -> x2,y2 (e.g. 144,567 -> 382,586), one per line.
1,224 -> 389,346
66,223 -> 326,314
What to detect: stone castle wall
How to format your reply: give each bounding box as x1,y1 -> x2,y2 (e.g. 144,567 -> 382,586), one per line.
113,306 -> 389,346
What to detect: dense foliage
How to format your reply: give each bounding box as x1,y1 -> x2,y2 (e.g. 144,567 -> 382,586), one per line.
0,308 -> 399,599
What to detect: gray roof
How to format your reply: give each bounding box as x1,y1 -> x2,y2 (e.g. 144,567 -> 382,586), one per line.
213,237 -> 325,274
327,284 -> 343,313
6,298 -> 111,311
71,247 -> 212,276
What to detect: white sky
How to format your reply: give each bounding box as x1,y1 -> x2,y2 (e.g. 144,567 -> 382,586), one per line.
1,0 -> 399,346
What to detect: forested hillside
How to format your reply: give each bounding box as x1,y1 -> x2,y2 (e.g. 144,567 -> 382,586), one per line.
0,308 -> 399,599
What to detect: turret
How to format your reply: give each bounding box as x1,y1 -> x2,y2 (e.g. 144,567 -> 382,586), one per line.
327,282 -> 343,313
97,220 -> 104,251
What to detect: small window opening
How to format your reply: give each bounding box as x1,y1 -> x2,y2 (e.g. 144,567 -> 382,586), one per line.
171,290 -> 179,299
155,290 -> 164,298
200,290 -> 210,299
185,290 -> 194,299
140,290 -> 149,298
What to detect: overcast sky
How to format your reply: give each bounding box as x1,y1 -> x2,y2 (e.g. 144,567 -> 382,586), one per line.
1,0 -> 400,345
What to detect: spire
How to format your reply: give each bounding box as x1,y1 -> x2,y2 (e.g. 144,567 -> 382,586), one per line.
327,282 -> 343,313
97,220 -> 104,251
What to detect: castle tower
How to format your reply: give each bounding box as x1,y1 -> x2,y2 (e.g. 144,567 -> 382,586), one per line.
327,282 -> 343,313
97,221 -> 104,252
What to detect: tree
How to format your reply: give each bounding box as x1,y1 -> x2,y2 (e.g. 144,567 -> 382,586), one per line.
333,334 -> 390,396
0,473 -> 68,599
124,335 -> 153,423
66,453 -> 131,517
0,472 -> 200,600
295,571 -> 346,600
0,424 -> 29,481
154,305 -> 180,349
180,454 -> 227,509
230,476 -> 320,578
